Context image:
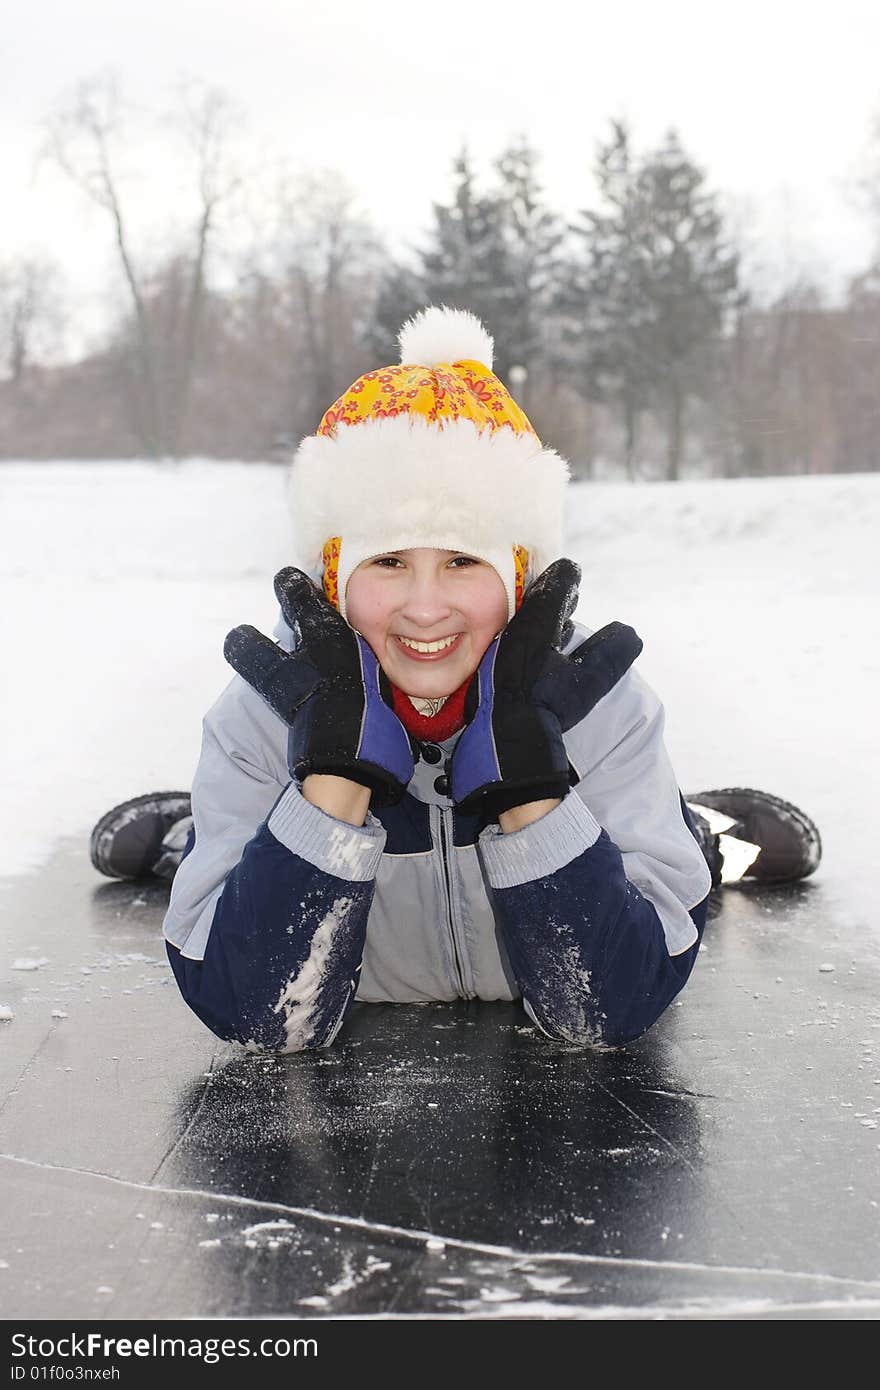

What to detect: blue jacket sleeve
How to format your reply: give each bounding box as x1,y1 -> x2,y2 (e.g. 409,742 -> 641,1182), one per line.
162,673 -> 387,1053
481,793 -> 709,1047
477,661 -> 714,1047
166,812 -> 378,1052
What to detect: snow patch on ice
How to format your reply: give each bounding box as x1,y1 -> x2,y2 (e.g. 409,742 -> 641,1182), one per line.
322,1254 -> 396,1299
242,1219 -> 296,1239
11,957 -> 49,971
325,1254 -> 358,1297
524,1273 -> 572,1293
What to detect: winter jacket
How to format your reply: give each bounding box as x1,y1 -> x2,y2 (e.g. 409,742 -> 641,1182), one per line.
162,614 -> 713,1052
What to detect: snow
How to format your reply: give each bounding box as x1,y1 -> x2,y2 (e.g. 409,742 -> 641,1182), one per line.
1,460 -> 877,938
271,896 -> 355,1049
324,824 -> 375,876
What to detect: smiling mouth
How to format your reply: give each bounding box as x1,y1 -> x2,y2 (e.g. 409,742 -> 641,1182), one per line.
395,633 -> 463,658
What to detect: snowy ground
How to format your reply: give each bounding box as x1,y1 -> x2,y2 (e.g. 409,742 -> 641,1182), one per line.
1,460 -> 878,935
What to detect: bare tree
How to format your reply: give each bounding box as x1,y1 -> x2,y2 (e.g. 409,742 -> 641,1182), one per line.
262,170 -> 385,433
849,104 -> 880,261
159,79 -> 244,455
44,72 -> 242,458
0,256 -> 66,381
45,74 -> 163,454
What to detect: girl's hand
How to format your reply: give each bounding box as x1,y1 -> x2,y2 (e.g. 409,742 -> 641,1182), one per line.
450,559 -> 643,818
223,567 -> 416,805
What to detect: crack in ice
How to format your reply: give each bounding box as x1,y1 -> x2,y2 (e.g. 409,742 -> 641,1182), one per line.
2,1151 -> 879,1295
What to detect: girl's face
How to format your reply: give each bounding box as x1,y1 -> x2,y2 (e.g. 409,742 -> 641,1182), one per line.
345,548 -> 509,699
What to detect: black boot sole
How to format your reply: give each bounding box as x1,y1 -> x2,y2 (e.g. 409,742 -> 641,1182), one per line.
89,791 -> 192,880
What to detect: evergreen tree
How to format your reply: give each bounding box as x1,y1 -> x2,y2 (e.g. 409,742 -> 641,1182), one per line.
363,148 -> 506,374
420,147 -> 508,336
489,137 -> 566,387
637,129 -> 743,478
568,121 -> 743,479
565,121 -> 655,478
388,142 -> 565,398
363,258 -> 428,365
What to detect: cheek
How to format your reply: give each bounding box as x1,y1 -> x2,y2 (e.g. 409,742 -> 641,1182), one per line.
345,576 -> 389,640
469,577 -> 509,636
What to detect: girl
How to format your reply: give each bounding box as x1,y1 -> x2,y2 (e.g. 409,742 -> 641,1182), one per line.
93,306 -> 821,1052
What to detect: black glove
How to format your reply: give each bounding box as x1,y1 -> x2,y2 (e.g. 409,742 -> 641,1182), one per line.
223,567 -> 416,805
450,558 -> 643,818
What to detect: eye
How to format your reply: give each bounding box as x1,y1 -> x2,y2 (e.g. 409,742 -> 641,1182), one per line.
449,555 -> 479,569
372,555 -> 404,569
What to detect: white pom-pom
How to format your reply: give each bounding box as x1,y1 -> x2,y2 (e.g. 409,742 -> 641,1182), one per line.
398,304 -> 494,370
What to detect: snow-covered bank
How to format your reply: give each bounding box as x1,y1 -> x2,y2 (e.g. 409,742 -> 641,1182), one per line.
2,461 -> 877,933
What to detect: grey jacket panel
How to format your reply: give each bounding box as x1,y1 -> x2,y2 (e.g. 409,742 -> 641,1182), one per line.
563,646 -> 710,951
162,615 -> 711,994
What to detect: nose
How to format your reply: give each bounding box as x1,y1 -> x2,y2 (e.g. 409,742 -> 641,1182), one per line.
399,572 -> 455,630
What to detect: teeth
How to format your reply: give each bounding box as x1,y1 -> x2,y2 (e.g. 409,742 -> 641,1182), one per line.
398,634 -> 460,654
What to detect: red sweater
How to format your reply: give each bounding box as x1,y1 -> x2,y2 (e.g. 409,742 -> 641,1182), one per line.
389,678 -> 470,742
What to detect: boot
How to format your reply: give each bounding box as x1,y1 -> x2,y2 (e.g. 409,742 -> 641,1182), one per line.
89,791 -> 192,881
685,788 -> 821,885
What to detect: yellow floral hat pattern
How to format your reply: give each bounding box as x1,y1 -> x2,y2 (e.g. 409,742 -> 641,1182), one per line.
317,361 -> 538,439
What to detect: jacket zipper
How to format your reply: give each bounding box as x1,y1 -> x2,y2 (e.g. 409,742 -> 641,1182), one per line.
437,807 -> 471,997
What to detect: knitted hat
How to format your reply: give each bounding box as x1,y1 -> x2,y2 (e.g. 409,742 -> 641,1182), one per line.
288,305 -> 570,621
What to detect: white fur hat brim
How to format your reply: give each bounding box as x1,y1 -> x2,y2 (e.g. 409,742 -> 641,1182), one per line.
288,414 -> 570,620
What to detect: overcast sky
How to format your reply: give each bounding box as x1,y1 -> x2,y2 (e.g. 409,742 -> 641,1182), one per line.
4,0 -> 880,345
